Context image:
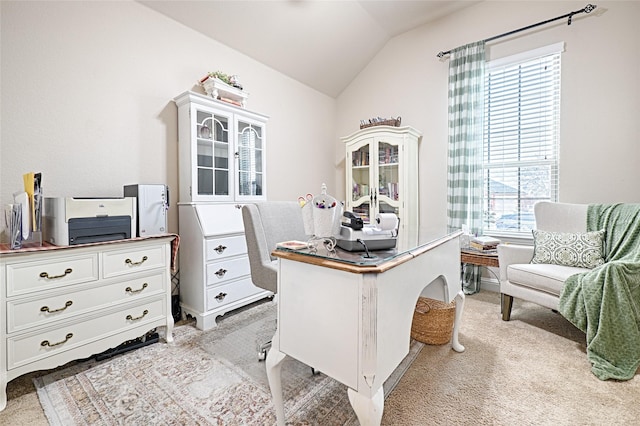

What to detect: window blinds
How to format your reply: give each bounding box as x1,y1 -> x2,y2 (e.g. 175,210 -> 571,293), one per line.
483,45 -> 562,233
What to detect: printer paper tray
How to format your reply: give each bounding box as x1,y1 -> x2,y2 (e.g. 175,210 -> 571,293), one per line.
68,216 -> 131,245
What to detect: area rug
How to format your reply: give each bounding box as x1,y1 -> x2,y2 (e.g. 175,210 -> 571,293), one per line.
34,300 -> 424,425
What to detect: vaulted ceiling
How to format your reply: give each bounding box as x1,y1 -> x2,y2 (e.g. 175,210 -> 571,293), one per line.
139,1 -> 479,97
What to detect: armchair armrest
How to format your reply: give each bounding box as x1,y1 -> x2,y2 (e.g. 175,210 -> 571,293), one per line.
497,244 -> 534,281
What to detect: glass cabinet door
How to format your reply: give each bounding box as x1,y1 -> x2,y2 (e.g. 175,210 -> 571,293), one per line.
175,91 -> 268,203
196,109 -> 231,197
236,120 -> 264,197
348,142 -> 372,223
342,125 -> 420,248
376,140 -> 400,216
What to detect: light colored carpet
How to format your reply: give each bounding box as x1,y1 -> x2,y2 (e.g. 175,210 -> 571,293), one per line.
29,299 -> 421,425
382,291 -> 639,425
2,291 -> 638,425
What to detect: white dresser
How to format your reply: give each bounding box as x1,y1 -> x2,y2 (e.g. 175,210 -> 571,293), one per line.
0,236 -> 175,412
178,203 -> 271,330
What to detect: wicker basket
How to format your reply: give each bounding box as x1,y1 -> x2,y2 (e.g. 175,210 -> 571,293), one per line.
410,297 -> 456,345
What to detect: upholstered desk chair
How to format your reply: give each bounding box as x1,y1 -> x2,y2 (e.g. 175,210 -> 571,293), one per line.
242,201 -> 308,360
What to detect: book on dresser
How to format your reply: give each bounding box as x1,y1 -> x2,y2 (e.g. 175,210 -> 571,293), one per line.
469,236 -> 501,252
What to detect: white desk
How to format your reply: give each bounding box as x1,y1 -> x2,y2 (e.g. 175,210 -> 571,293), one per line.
266,231 -> 464,425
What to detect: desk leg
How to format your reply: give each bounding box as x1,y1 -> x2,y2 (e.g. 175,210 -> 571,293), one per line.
265,332 -> 287,426
451,290 -> 466,353
347,387 -> 384,426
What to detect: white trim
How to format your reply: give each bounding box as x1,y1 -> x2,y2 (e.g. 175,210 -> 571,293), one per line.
488,42 -> 565,70
484,231 -> 533,246
481,276 -> 500,293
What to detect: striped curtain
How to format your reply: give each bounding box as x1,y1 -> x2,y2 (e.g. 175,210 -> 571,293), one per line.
447,41 -> 486,235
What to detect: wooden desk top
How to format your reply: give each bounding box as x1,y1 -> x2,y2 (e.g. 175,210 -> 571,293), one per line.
0,234 -> 180,272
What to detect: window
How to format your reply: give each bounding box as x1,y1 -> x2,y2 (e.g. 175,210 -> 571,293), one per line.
482,43 -> 563,235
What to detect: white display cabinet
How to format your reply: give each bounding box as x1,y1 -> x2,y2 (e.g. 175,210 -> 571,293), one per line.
341,125 -> 422,247
174,91 -> 267,203
173,92 -> 271,330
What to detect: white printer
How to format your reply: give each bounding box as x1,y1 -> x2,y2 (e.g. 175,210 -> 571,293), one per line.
43,197 -> 136,245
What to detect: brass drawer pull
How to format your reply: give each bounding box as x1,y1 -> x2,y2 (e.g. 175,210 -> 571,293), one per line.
126,309 -> 149,321
215,292 -> 227,301
41,333 -> 73,347
214,268 -> 227,278
125,256 -> 148,266
40,268 -> 73,280
41,300 -> 73,313
214,245 -> 227,254
125,283 -> 149,294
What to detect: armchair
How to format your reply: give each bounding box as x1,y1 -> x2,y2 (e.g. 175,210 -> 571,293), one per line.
497,202 -> 590,320
498,201 -> 640,380
242,201 -> 308,359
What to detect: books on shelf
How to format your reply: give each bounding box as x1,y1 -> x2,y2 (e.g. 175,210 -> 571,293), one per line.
469,236 -> 501,251
352,150 -> 370,167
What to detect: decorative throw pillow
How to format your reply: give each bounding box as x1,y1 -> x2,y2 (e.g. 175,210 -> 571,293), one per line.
531,229 -> 606,269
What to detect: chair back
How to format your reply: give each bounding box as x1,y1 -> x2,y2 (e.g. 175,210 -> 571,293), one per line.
534,201 -> 588,233
242,201 -> 307,293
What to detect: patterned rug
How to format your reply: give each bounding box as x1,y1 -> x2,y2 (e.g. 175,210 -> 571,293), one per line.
34,300 -> 424,425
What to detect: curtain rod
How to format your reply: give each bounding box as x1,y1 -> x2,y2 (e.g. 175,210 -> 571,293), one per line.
436,4 -> 597,58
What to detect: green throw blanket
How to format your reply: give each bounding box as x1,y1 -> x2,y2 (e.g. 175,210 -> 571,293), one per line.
559,203 -> 640,381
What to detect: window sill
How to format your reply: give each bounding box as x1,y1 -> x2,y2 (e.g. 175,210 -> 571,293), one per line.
483,231 -> 533,246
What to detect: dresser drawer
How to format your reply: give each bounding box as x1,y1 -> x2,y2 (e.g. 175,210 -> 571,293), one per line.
7,296 -> 166,370
205,235 -> 247,261
206,256 -> 250,285
7,271 -> 167,333
6,253 -> 99,297
206,276 -> 265,310
102,244 -> 167,279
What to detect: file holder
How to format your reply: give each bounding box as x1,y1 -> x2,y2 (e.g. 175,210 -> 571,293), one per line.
22,230 -> 43,247
7,204 -> 22,250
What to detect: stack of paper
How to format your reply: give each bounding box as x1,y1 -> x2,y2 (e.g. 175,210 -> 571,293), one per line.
23,172 -> 42,233
13,191 -> 30,240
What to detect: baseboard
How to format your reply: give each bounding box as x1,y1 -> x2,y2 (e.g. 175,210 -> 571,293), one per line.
480,278 -> 500,293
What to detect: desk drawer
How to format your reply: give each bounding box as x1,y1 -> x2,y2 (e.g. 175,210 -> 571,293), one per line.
6,254 -> 99,297
205,235 -> 247,261
206,276 -> 265,310
7,297 -> 166,370
206,256 -> 250,285
102,244 -> 166,279
7,271 -> 167,333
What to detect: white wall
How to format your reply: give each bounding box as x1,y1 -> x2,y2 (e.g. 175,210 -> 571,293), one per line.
0,0 -> 336,235
336,1 -> 640,233
3,1 -> 639,240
